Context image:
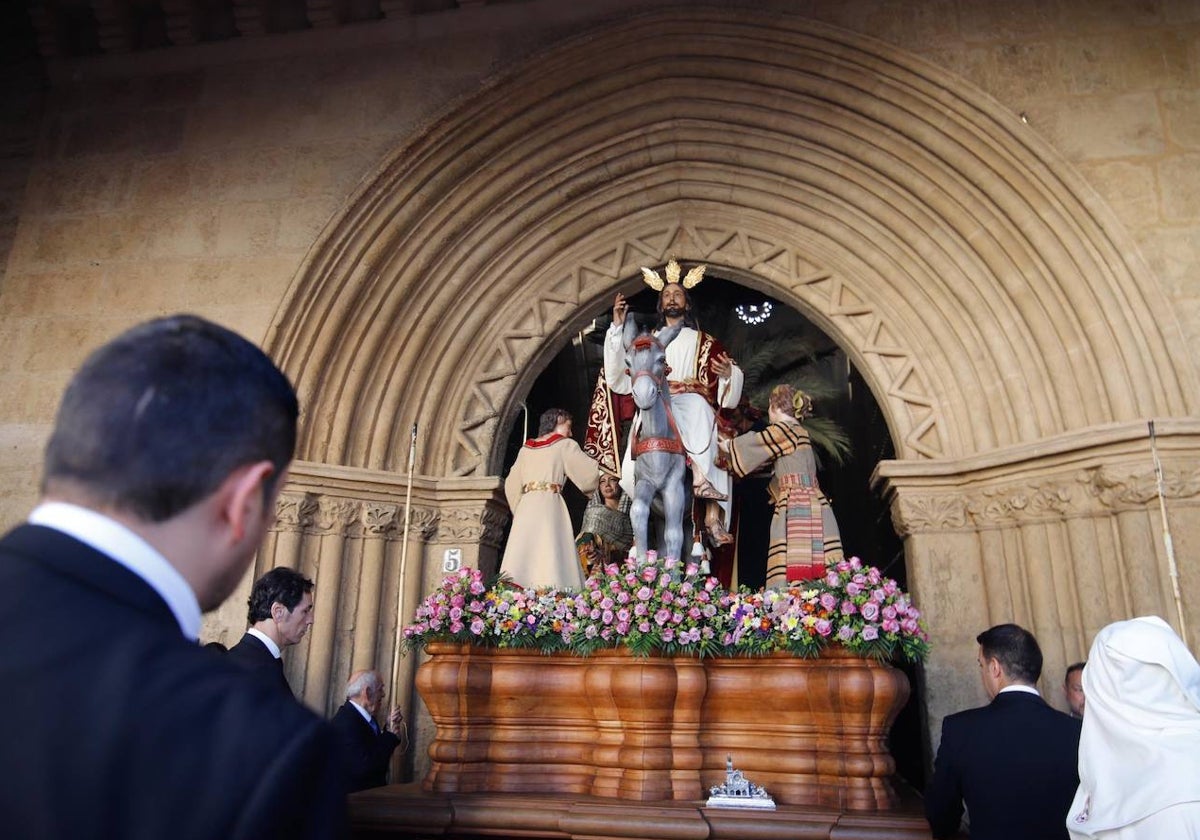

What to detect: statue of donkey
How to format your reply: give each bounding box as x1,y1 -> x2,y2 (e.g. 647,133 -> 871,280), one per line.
622,318 -> 687,561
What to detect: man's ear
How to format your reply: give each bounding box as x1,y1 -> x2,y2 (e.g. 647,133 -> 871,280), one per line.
221,460 -> 275,543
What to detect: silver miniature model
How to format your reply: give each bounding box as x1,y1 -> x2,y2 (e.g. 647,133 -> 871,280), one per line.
706,755 -> 776,810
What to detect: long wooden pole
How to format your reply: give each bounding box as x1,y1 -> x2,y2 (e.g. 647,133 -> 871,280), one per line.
1149,420 -> 1189,647
390,423 -> 418,691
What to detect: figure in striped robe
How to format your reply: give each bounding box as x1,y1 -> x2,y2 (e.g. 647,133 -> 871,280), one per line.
723,385 -> 843,587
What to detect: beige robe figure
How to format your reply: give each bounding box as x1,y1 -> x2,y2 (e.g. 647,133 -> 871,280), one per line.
500,435 -> 598,590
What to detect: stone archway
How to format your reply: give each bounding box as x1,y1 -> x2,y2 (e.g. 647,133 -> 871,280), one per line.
256,7 -> 1199,762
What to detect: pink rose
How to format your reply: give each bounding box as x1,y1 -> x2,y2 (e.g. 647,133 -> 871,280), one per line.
860,601 -> 880,622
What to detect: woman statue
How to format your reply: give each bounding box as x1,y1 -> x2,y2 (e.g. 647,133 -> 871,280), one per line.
500,408 -> 599,590
721,384 -> 843,587
575,473 -> 634,576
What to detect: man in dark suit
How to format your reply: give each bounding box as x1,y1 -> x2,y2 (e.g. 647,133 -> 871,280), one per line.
330,669 -> 408,791
0,315 -> 346,839
925,623 -> 1082,840
226,566 -> 315,696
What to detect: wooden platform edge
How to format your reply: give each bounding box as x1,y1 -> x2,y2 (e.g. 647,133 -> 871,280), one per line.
348,784 -> 934,840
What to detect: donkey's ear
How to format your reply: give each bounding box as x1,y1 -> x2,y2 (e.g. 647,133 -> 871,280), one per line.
657,322 -> 683,348
622,316 -> 639,350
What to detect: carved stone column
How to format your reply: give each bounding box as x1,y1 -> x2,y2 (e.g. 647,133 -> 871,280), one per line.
874,419 -> 1200,755
353,503 -> 398,672
299,497 -> 359,711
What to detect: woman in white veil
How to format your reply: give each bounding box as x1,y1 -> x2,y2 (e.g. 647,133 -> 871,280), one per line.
1067,615 -> 1200,839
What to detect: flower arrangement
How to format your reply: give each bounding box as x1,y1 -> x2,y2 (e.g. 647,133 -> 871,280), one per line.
719,556 -> 929,662
403,553 -> 928,663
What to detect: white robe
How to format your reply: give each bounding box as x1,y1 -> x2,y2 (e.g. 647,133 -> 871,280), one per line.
603,322 -> 743,527
1067,616 -> 1200,839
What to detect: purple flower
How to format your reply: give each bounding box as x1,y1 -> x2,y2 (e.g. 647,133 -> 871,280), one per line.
840,600 -> 858,616
819,592 -> 838,612
860,601 -> 880,622
861,625 -> 879,641
837,625 -> 855,642
845,582 -> 862,597
814,618 -> 832,637
470,618 -> 485,635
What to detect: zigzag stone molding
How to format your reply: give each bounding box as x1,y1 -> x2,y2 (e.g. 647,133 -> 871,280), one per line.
451,223 -> 944,475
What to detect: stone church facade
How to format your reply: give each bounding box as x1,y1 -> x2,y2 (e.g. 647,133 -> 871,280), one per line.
2,0 -> 1198,779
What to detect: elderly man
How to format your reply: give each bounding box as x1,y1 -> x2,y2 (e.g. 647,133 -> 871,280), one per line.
925,623 -> 1082,840
586,260 -> 743,547
227,566 -> 315,696
0,315 -> 345,839
330,670 -> 408,791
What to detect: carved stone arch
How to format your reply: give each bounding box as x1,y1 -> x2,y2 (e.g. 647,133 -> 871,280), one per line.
266,7 -> 1197,485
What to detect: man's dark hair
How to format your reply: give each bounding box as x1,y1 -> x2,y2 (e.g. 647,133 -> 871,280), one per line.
42,314 -> 298,522
537,408 -> 571,436
977,623 -> 1043,684
247,567 -> 314,623
654,283 -> 700,331
1065,661 -> 1085,678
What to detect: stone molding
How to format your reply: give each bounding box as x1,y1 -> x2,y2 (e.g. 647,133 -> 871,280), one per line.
878,419 -> 1200,536
269,460 -> 506,545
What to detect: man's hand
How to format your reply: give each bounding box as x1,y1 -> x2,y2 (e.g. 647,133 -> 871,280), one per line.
612,292 -> 628,326
385,706 -> 404,732
713,352 -> 735,378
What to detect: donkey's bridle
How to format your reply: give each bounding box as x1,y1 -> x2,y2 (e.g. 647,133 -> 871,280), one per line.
628,336 -> 685,458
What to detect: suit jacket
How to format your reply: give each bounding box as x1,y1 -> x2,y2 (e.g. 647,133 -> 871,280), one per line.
0,524 -> 347,840
227,631 -> 294,697
329,701 -> 402,791
925,690 -> 1083,840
